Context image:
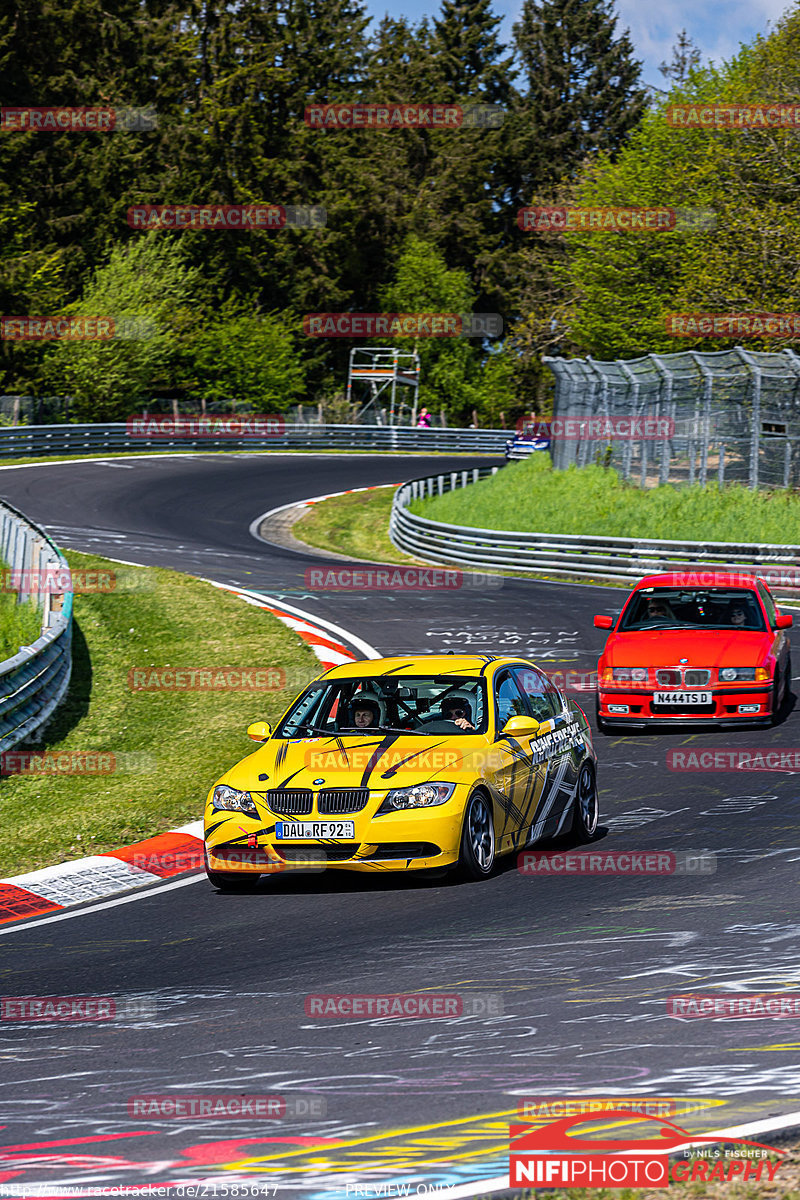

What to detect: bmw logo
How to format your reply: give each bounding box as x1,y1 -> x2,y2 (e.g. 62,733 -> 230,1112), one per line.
313,778 -> 325,785
679,658 -> 688,664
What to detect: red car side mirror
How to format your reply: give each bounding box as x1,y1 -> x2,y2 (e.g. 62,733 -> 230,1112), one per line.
776,613 -> 793,629
594,614 -> 614,629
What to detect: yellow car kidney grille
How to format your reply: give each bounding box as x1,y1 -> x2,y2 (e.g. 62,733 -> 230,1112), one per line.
257,789 -> 313,815
317,788 -> 370,814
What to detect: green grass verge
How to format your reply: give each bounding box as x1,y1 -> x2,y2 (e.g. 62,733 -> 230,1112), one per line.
293,487 -> 421,564
290,485 -> 638,589
0,549 -> 321,876
0,578 -> 43,660
412,455 -> 800,544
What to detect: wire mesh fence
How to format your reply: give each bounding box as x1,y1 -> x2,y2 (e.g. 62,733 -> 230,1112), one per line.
543,346 -> 800,490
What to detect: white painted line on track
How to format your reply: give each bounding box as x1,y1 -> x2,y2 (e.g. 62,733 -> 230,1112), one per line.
0,451 -> 421,473
0,872 -> 207,936
214,585 -> 381,660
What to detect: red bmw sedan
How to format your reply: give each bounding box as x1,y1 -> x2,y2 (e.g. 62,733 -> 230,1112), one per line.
594,572 -> 792,731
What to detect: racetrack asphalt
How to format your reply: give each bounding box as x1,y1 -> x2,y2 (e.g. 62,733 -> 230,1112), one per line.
1,452 -> 800,1197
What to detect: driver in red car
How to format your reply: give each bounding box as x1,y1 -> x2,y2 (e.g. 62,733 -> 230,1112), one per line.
730,602 -> 748,627
645,596 -> 676,623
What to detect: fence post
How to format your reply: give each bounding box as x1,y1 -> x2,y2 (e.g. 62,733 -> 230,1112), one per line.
689,352 -> 713,487
648,354 -> 674,486
735,347 -> 761,489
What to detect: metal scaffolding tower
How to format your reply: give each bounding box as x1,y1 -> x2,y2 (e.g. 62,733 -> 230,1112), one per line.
346,347 -> 421,424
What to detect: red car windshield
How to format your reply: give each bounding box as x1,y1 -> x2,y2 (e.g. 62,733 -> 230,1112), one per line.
619,587 -> 766,632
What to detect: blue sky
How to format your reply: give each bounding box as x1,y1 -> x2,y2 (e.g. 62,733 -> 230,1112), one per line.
362,0 -> 795,89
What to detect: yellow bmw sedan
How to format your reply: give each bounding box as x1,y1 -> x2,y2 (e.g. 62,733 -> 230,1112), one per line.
203,654 -> 598,889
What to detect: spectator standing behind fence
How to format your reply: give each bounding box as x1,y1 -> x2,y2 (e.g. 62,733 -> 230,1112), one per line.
417,408 -> 432,428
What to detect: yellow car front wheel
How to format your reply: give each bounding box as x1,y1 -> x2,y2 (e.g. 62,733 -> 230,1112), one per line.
458,791 -> 496,881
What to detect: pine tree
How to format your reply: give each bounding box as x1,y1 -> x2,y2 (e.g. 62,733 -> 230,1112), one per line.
511,0 -> 647,196
659,30 -> 702,84
432,0 -> 516,104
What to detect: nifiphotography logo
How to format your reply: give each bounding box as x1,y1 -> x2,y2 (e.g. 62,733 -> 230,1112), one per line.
509,1111 -> 784,1188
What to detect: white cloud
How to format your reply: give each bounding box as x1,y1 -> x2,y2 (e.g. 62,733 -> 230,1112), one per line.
615,0 -> 796,86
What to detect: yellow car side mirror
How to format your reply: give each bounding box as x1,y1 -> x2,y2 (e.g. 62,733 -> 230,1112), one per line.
500,715 -> 542,738
247,721 -> 272,742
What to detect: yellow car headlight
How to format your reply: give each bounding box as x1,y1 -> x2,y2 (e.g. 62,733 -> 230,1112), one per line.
211,784 -> 258,818
377,782 -> 456,813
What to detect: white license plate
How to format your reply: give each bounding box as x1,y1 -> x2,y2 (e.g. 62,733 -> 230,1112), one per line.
653,691 -> 712,705
275,821 -> 355,839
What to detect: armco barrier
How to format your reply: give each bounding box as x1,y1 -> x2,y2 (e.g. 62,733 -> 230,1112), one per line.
389,468 -> 800,586
0,423 -> 509,458
0,502 -> 72,752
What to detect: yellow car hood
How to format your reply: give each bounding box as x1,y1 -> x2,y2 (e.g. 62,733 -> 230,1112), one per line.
221,732 -> 492,792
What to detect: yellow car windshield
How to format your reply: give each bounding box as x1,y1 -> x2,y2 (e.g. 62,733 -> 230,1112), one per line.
275,675 -> 488,736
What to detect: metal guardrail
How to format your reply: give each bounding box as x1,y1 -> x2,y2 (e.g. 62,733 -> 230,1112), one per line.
389,467 -> 800,587
0,502 -> 72,753
0,423 -> 509,458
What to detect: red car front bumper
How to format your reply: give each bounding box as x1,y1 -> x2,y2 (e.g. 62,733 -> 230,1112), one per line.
596,683 -> 774,727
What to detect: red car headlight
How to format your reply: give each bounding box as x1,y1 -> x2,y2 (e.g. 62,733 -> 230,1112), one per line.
612,668 -> 648,683
719,667 -> 769,682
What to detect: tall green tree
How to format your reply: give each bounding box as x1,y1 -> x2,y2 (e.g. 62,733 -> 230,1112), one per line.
44,236 -> 202,421
511,0 -> 647,197
659,30 -> 703,85
432,0 -> 515,102
378,236 -> 513,423
180,306 -> 306,410
0,0 -> 183,296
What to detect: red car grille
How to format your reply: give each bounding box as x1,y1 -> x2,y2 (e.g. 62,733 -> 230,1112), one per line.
654,667 -> 710,687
